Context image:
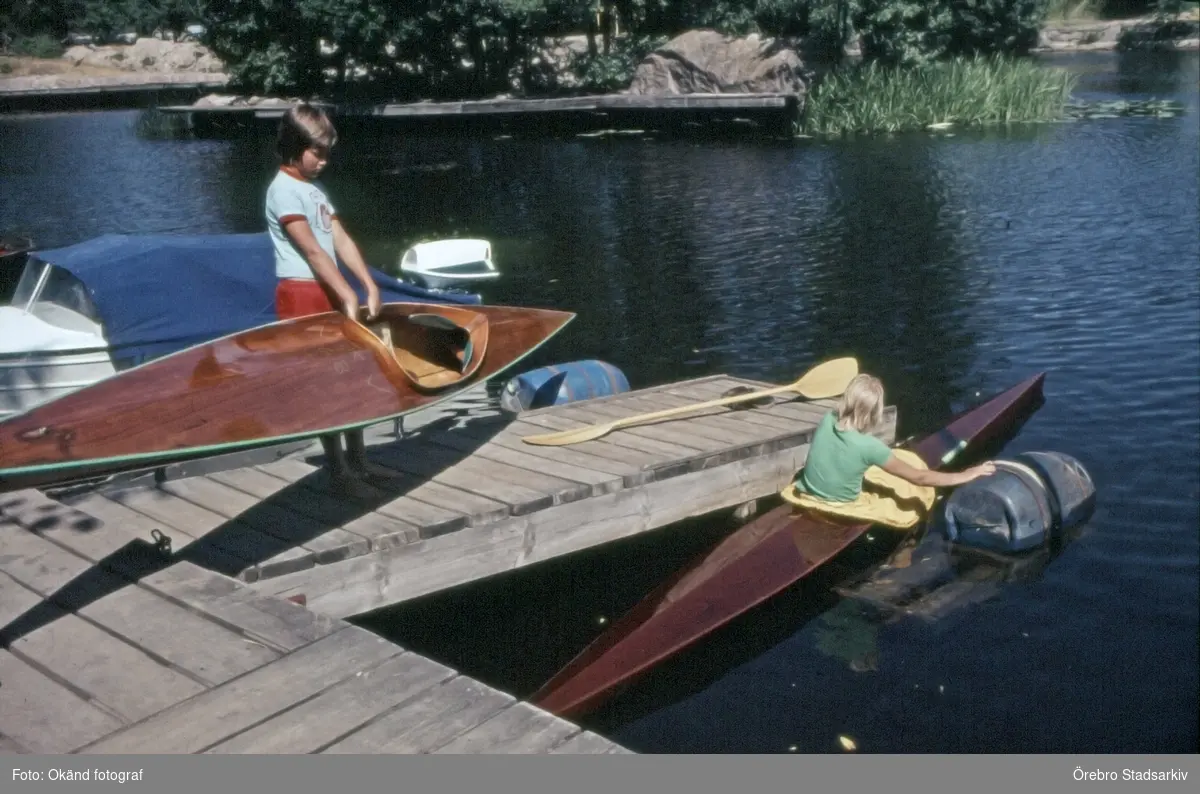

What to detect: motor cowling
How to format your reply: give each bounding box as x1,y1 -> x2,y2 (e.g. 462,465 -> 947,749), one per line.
940,451 -> 1096,553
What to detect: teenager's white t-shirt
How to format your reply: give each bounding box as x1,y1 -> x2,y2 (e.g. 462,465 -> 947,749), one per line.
265,166 -> 338,279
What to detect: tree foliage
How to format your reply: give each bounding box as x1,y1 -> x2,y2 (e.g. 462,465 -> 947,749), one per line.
3,0 -> 1056,97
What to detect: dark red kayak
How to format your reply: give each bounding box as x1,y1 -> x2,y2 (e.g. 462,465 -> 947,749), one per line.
530,372 -> 1047,718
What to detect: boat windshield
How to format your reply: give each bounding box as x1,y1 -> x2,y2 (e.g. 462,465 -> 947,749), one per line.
11,260 -> 103,326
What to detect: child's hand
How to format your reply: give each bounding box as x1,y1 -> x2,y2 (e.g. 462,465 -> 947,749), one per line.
366,287 -> 382,320
970,462 -> 997,479
342,294 -> 360,320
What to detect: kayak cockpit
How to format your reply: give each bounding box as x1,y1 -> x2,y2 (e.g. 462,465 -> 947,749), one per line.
354,304 -> 490,391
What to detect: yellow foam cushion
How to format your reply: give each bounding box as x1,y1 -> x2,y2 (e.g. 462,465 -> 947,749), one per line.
780,448 -> 936,529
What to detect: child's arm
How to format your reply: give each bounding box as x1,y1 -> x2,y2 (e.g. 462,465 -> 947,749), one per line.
881,455 -> 996,489
282,219 -> 361,318
332,219 -> 381,318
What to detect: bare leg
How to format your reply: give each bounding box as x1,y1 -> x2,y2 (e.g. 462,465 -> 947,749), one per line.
345,428 -> 403,481
321,433 -> 381,499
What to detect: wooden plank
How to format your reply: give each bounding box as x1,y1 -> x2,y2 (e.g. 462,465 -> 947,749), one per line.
258,518 -> 530,618
75,583 -> 280,686
54,491 -> 248,576
443,419 -> 640,480
369,494 -> 468,540
76,625 -> 404,754
619,390 -> 803,439
645,385 -> 816,435
0,569 -> 47,633
516,374 -> 728,418
320,676 -> 514,754
0,649 -> 122,754
432,702 -> 579,754
260,457 -> 503,528
420,430 -> 623,494
157,476 -> 371,563
1,487 -> 104,536
136,562 -> 341,652
0,519 -> 93,594
493,415 -> 664,474
253,441 -> 813,617
579,396 -> 767,448
339,511 -> 419,552
369,441 -> 576,514
8,611 -> 206,722
666,378 -> 836,425
0,527 -> 282,684
205,652 -> 456,754
0,733 -> 30,754
516,405 -> 707,458
550,731 -> 624,754
208,467 -> 405,537
103,485 -> 308,571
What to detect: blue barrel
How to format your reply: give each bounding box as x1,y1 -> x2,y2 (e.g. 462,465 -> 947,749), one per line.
939,451 -> 1095,553
499,360 -> 630,413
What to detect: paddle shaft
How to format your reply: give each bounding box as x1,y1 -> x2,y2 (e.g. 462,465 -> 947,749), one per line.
597,382 -> 806,430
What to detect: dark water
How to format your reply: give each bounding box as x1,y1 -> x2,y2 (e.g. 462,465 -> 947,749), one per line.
2,51 -> 1196,753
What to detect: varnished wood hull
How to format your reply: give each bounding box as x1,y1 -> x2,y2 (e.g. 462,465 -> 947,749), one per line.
530,372 -> 1047,718
0,302 -> 574,493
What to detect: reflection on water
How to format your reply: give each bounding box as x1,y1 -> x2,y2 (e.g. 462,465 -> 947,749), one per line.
0,51 -> 1196,753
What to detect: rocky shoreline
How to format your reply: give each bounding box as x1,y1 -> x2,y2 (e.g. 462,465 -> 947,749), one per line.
1,15 -> 1195,96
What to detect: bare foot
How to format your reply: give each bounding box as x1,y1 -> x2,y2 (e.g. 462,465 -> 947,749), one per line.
326,471 -> 387,501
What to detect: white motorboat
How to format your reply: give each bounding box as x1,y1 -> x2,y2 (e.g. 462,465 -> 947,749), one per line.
0,232 -> 484,423
399,238 -> 499,290
0,260 -> 117,421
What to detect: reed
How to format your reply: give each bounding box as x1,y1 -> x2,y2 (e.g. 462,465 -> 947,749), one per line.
801,55 -> 1079,137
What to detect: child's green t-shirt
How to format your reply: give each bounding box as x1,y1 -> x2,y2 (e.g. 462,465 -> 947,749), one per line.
793,411 -> 892,502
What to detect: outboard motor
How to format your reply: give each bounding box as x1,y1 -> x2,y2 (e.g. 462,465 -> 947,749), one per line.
500,360 -> 630,413
940,451 -> 1096,553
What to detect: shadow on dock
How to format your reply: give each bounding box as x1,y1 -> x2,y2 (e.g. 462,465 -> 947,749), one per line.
0,406 -> 507,648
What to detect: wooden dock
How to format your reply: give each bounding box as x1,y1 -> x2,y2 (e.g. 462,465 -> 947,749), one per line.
0,491 -> 628,754
156,92 -> 801,137
27,374 -> 896,621
0,79 -> 227,114
0,372 -> 896,753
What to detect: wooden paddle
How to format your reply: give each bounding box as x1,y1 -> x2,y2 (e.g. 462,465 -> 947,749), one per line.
520,357 -> 859,447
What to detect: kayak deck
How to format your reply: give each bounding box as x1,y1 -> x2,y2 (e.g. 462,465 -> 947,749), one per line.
0,303 -> 573,491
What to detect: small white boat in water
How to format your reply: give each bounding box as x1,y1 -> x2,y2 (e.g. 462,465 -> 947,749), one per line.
399,238 -> 499,290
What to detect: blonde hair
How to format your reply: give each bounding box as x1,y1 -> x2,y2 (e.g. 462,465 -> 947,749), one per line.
836,374 -> 885,433
277,104 -> 338,163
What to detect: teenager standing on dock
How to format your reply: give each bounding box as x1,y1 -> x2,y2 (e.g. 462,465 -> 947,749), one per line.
265,103 -> 390,496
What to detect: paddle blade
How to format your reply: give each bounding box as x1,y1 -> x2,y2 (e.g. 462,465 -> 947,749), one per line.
794,357 -> 859,399
522,422 -> 617,446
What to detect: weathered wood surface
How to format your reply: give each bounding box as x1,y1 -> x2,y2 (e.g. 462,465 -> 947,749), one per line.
244,375 -> 894,617
158,92 -> 797,119
11,374 -> 892,621
0,502 -> 626,754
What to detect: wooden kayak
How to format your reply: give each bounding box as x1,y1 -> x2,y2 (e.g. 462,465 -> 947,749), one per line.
0,302 -> 573,493
530,372 -> 1046,718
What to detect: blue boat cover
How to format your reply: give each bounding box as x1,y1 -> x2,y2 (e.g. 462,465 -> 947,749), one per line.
30,232 -> 481,363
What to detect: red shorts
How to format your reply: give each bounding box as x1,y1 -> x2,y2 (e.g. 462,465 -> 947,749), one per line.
275,278 -> 339,320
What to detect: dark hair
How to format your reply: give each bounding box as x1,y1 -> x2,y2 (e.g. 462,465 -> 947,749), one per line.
276,104 -> 338,163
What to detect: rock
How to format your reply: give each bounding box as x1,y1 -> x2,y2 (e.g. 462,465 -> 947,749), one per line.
57,36 -> 226,74
627,30 -> 808,96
